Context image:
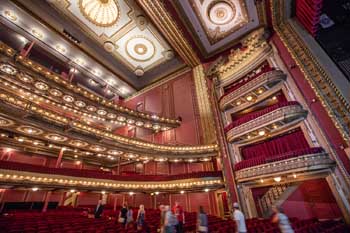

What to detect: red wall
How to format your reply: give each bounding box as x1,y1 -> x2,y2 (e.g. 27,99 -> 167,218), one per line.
271,34 -> 350,172
122,71 -> 200,145
282,179 -> 342,220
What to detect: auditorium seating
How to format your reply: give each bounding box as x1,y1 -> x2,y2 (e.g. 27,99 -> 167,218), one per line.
0,208 -> 347,233
234,147 -> 324,171
0,160 -> 222,181
224,101 -> 301,132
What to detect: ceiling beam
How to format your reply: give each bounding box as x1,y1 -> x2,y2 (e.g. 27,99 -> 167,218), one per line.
137,0 -> 201,67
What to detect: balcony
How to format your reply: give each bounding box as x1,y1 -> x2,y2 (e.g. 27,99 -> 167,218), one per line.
234,148 -> 335,182
0,161 -> 223,192
219,70 -> 286,112
225,101 -> 308,144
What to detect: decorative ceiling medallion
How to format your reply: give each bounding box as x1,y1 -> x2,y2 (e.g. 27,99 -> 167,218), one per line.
69,140 -> 88,147
75,100 -> 86,108
135,121 -> 143,126
3,10 -> 18,22
78,0 -> 120,27
45,134 -> 68,142
49,89 -> 63,97
134,67 -> 144,76
34,82 -> 49,91
125,36 -> 155,62
208,1 -> 236,25
0,63 -> 17,75
0,117 -> 14,127
63,95 -> 75,103
117,116 -> 126,122
16,126 -> 43,135
90,145 -> 106,152
106,113 -> 116,119
97,109 -> 107,115
107,150 -> 123,155
187,0 -> 250,44
103,41 -> 115,53
18,73 -> 34,83
87,105 -> 97,112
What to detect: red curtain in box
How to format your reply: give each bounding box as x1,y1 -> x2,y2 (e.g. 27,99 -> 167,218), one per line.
240,128 -> 310,160
296,0 -> 323,37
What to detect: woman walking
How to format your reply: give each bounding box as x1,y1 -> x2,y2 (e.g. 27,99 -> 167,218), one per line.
136,204 -> 146,231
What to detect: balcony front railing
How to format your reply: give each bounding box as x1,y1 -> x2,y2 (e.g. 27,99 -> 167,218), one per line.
225,102 -> 307,143
219,70 -> 286,111
235,150 -> 335,182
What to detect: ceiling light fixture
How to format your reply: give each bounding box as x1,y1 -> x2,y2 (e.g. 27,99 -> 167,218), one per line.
204,188 -> 209,192
273,177 -> 281,182
246,95 -> 253,101
32,187 -> 38,192
4,10 -> 18,22
258,130 -> 265,136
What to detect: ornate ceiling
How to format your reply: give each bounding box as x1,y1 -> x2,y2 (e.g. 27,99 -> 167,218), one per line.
172,0 -> 261,57
49,0 -> 174,75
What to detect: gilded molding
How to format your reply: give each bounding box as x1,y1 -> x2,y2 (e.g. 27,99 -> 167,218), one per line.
0,169 -> 224,192
136,0 -> 201,67
270,0 -> 350,143
235,152 -> 334,182
193,65 -> 217,144
209,28 -> 273,84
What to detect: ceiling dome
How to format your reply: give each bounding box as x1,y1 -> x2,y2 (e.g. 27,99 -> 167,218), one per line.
79,0 -> 120,27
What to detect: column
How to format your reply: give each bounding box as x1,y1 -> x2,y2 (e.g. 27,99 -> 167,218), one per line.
42,191 -> 52,212
55,148 -> 65,168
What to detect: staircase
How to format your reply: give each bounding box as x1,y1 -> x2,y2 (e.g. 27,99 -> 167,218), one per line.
258,183 -> 299,217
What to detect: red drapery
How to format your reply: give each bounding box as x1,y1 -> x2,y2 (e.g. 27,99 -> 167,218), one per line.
296,0 -> 323,37
235,147 -> 324,171
240,129 -> 310,160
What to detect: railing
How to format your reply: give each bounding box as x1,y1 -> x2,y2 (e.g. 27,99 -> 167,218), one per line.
226,102 -> 307,142
258,183 -> 289,216
219,70 -> 286,110
0,160 -> 222,182
235,151 -> 334,181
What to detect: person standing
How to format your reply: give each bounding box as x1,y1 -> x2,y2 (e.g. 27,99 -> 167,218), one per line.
159,205 -> 166,233
173,201 -> 185,233
126,206 -> 134,229
118,203 -> 128,226
164,205 -> 177,233
94,200 -> 104,218
271,205 -> 294,233
197,206 -> 208,233
233,202 -> 247,233
136,204 -> 146,231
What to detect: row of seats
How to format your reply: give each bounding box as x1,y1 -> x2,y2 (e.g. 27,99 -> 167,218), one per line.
224,101 -> 301,132
0,208 -> 347,233
234,147 -> 324,171
0,160 -> 222,181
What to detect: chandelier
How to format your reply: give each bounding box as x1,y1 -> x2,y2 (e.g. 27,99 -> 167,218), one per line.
79,0 -> 120,27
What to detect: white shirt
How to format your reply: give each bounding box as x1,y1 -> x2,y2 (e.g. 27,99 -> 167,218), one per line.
233,209 -> 247,233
